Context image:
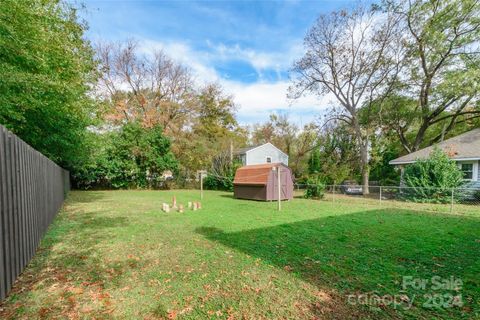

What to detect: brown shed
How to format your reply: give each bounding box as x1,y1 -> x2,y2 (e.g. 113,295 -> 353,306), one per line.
233,163 -> 294,201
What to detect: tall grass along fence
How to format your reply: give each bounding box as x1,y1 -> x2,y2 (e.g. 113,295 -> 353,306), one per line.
0,125 -> 70,301
295,183 -> 480,215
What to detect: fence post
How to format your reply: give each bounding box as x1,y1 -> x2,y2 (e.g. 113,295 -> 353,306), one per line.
200,173 -> 204,200
332,184 -> 336,202
450,188 -> 454,213
379,186 -> 382,205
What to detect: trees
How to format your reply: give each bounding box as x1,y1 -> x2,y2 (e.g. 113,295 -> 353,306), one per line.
251,114 -> 318,176
174,84 -> 247,176
251,114 -> 297,157
291,0 -> 479,189
73,122 -> 178,189
382,0 -> 480,152
309,124 -> 359,184
368,135 -> 401,185
97,41 -> 247,180
96,40 -> 196,134
0,0 -> 98,171
194,84 -> 238,139
307,147 -> 321,175
292,124 -> 319,176
202,149 -> 242,192
290,4 -> 402,194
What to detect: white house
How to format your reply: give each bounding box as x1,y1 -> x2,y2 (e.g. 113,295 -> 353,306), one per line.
389,128 -> 480,183
235,143 -> 288,166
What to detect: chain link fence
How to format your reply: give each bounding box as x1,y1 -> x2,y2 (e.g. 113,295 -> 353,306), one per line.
195,170 -> 480,215
294,184 -> 480,215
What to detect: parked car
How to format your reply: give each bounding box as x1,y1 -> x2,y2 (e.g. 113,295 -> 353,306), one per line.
340,180 -> 363,195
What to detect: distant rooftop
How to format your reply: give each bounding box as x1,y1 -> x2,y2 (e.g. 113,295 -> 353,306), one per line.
234,145 -> 262,155
390,128 -> 480,165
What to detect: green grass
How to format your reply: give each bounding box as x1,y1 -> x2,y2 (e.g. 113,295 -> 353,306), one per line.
0,190 -> 479,319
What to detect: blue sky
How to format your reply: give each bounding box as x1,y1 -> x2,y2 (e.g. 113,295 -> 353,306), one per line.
79,0 -> 357,125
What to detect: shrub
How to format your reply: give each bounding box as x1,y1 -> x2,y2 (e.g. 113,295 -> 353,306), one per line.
203,174 -> 234,191
73,122 -> 178,189
304,177 -> 325,199
402,147 -> 463,203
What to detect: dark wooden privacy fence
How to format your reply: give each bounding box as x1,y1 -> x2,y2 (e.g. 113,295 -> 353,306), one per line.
0,125 -> 70,301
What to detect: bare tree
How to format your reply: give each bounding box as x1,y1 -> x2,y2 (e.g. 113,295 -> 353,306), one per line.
290,5 -> 403,194
96,40 -> 196,134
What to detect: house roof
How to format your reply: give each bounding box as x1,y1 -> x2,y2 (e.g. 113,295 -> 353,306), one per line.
234,145 -> 261,155
390,128 -> 480,165
234,143 -> 287,157
233,163 -> 287,185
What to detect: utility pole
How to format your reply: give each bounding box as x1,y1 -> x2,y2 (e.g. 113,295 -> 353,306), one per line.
277,165 -> 281,211
229,140 -> 233,164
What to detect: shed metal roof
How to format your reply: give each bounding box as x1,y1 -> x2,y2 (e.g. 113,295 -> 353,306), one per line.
233,163 -> 287,185
390,128 -> 480,165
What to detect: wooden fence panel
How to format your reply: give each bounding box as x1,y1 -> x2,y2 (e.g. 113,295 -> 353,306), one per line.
0,125 -> 69,301
0,127 -> 6,299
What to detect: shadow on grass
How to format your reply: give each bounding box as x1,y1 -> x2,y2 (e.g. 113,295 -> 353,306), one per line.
74,211 -> 128,230
0,203 -> 132,316
197,209 -> 480,318
66,191 -> 107,204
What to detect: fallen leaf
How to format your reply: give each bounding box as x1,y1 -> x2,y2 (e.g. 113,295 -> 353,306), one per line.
167,310 -> 177,319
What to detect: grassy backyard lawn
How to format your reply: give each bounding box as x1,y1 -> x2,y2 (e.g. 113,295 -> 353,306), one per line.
0,190 -> 479,319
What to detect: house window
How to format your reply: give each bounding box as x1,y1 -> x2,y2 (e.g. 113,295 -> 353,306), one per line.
266,156 -> 272,163
461,163 -> 473,180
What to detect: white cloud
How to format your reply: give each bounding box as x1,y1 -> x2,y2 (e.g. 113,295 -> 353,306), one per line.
222,80 -> 334,125
209,41 -> 304,77
137,38 -> 332,125
139,39 -> 220,83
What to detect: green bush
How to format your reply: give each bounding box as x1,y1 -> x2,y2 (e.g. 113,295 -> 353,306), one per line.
402,148 -> 463,203
73,122 -> 178,189
304,177 -> 325,199
203,174 -> 234,191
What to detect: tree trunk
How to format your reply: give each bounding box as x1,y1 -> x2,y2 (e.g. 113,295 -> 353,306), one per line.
353,117 -> 370,195
412,120 -> 429,152
359,144 -> 370,195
